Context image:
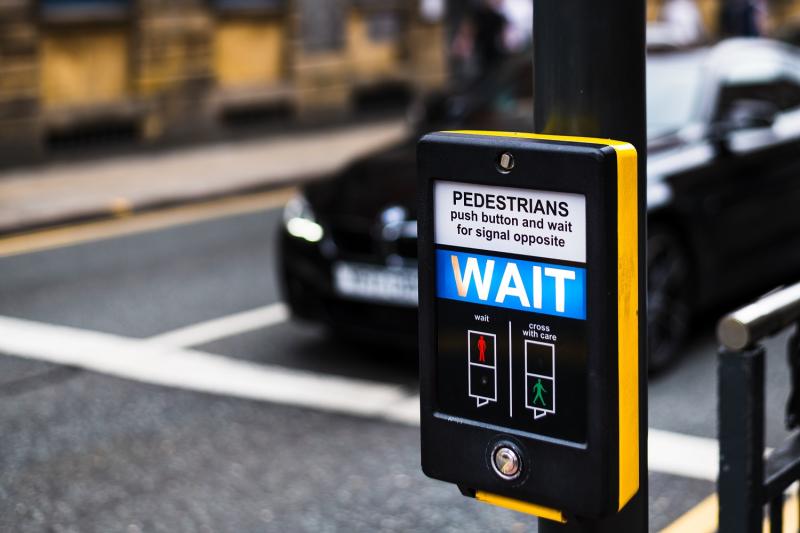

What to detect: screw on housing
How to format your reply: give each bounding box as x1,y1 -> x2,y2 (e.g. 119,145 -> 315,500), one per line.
498,152 -> 515,172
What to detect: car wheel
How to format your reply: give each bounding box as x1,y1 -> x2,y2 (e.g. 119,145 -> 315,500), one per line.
647,227 -> 692,373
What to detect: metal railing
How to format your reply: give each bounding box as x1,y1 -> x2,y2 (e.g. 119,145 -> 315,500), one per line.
717,281 -> 800,533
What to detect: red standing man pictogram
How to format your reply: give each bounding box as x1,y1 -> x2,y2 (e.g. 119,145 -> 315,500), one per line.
477,335 -> 487,363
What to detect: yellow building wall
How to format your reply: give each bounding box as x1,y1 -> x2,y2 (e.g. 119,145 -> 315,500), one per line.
293,50 -> 350,114
214,19 -> 286,88
0,54 -> 37,101
135,13 -> 213,96
346,11 -> 400,81
408,21 -> 446,89
649,0 -> 800,39
697,0 -> 719,35
40,28 -> 129,109
646,0 -> 719,34
647,0 -> 661,22
767,1 -> 800,33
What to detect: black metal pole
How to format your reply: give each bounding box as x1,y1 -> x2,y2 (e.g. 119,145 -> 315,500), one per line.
768,495 -> 783,533
533,2 -> 647,532
717,346 -> 765,533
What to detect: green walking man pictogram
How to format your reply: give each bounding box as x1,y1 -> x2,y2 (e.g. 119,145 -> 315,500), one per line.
532,379 -> 548,407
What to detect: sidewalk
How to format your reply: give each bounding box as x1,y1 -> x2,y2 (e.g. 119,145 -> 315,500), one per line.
0,119 -> 407,234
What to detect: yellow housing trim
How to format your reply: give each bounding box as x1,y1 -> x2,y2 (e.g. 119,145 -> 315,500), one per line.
445,130 -> 640,511
475,491 -> 566,523
611,142 -> 639,511
444,130 -> 633,148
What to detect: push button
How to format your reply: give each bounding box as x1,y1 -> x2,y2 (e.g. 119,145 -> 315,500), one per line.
492,445 -> 522,480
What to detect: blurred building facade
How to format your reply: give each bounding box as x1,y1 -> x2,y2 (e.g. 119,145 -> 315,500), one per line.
0,0 -> 446,162
647,0 -> 800,36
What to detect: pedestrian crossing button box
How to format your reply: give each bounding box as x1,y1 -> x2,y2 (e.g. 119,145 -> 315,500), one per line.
417,131 -> 640,521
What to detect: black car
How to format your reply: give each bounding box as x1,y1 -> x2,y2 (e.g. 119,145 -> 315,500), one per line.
280,38 -> 800,371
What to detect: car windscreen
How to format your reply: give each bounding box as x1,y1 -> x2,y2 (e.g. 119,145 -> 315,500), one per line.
647,50 -> 706,137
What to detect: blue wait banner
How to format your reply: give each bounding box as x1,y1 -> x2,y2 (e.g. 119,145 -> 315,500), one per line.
435,249 -> 586,320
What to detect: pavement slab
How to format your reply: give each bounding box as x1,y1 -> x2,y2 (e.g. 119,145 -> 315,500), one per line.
0,120 -> 406,234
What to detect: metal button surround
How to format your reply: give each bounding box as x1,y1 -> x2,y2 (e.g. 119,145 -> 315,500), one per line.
491,444 -> 522,480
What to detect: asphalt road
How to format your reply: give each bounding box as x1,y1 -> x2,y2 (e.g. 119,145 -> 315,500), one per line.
0,192 -> 795,532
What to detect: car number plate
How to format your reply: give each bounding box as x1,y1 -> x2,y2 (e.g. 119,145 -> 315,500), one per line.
333,262 -> 418,306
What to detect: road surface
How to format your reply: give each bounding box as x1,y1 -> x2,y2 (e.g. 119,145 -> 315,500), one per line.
0,188 -> 794,532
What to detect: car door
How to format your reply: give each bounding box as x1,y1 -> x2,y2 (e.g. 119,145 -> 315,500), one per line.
703,52 -> 800,295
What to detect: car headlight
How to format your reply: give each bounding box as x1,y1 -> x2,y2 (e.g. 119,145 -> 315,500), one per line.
283,193 -> 324,243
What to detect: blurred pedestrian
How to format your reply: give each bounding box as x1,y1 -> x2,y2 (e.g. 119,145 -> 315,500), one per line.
720,0 -> 767,37
452,0 -> 509,81
499,0 -> 533,53
660,0 -> 706,46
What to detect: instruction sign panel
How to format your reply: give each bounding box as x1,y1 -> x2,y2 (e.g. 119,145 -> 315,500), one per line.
434,181 -> 586,263
434,180 -> 588,444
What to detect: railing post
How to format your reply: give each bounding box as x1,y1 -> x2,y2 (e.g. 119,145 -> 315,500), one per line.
768,494 -> 783,533
787,322 -> 800,430
718,346 -> 765,533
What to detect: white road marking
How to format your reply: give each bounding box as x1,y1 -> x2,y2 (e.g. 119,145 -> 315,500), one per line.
0,313 -> 719,481
649,428 -> 718,481
0,315 -> 409,420
146,303 -> 289,348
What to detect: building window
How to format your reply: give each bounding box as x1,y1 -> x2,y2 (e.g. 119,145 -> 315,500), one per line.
214,0 -> 286,15
298,0 -> 346,52
40,0 -> 130,22
366,11 -> 400,42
